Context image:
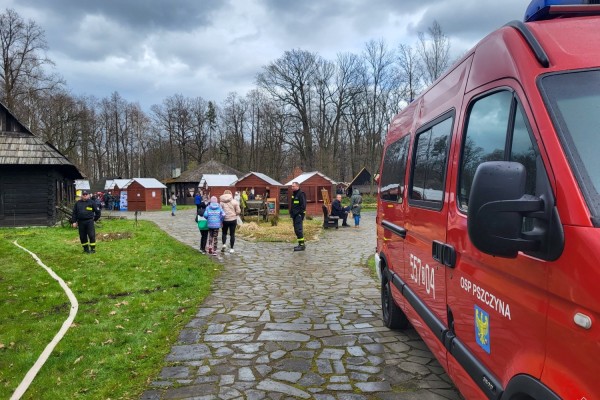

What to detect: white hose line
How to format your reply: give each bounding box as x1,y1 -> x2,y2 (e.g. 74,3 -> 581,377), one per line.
10,241 -> 79,400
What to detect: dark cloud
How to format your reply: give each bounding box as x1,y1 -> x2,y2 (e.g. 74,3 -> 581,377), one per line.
0,0 -> 537,109
14,0 -> 225,62
408,0 -> 525,42
17,0 -> 222,32
261,0 -> 426,40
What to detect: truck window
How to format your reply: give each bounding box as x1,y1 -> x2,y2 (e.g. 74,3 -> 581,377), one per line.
379,135 -> 410,202
510,106 -> 538,196
459,91 -> 539,211
410,115 -> 453,206
540,70 -> 600,223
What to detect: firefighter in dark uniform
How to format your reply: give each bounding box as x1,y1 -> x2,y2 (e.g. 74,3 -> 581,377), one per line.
290,181 -> 307,251
71,190 -> 101,253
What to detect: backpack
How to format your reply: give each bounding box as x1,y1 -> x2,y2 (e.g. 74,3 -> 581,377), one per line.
197,217 -> 208,230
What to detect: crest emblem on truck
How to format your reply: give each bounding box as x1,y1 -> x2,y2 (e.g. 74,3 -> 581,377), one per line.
475,306 -> 490,354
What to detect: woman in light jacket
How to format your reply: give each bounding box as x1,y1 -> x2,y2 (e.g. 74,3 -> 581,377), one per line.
219,189 -> 241,253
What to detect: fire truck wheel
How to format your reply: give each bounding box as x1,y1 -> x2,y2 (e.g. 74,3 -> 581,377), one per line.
381,274 -> 409,330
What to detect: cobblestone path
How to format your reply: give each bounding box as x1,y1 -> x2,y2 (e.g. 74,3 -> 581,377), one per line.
135,209 -> 460,400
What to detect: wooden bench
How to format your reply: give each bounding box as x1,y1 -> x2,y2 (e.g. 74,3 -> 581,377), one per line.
322,205 -> 339,229
244,199 -> 268,220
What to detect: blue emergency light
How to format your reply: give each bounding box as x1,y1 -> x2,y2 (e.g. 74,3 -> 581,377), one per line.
525,0 -> 600,21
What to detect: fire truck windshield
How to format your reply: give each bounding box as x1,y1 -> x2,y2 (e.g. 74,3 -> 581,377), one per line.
539,69 -> 600,223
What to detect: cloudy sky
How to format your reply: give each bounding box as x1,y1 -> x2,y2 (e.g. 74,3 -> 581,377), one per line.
2,0 -> 525,111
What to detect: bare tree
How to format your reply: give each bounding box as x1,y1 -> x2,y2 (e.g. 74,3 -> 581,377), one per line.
246,89 -> 288,178
313,53 -> 362,178
35,90 -> 84,158
312,57 -> 336,173
126,102 -> 149,177
397,44 -> 423,103
99,92 -> 132,177
331,52 -> 363,179
257,49 -> 319,170
188,96 -> 210,165
0,8 -> 63,122
417,20 -> 451,85
151,94 -> 195,174
82,96 -> 109,180
362,39 -> 397,182
219,92 -> 248,171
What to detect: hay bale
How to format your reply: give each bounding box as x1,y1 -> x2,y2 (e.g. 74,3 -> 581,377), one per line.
239,222 -> 260,232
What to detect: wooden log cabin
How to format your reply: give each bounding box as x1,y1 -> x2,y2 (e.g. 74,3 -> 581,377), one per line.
122,178 -> 167,211
0,103 -> 83,227
169,159 -> 242,205
284,171 -> 336,216
346,167 -> 373,196
234,171 -> 283,212
198,174 -> 238,199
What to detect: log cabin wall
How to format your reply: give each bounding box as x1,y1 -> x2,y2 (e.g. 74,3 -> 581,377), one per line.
0,165 -> 76,227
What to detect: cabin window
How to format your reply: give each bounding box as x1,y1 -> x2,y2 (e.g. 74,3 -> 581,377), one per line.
305,186 -> 316,203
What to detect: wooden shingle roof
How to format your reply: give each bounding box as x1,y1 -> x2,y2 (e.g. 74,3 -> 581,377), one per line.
0,100 -> 82,178
173,159 -> 243,183
0,133 -> 75,166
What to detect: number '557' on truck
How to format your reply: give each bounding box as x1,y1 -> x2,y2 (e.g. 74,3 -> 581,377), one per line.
375,1 -> 600,399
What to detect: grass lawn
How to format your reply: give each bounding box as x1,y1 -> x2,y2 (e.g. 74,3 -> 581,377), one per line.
160,204 -> 195,212
367,254 -> 379,281
342,193 -> 377,210
0,219 -> 220,399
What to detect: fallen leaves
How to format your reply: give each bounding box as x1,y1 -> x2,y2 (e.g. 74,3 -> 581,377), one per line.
0,342 -> 15,350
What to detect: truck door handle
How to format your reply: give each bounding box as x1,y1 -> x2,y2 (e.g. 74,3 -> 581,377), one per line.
382,220 -> 407,239
432,240 -> 456,268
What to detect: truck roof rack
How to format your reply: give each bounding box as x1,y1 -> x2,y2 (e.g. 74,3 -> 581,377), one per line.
504,20 -> 550,68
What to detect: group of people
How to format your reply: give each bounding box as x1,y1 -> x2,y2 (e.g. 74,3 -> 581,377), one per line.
331,189 -> 363,228
101,191 -> 119,211
70,183 -> 362,256
190,182 -> 363,255
188,182 -> 312,254
289,183 -> 363,252
194,189 -> 241,255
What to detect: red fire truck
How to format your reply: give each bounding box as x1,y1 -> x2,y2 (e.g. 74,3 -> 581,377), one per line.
375,1 -> 600,399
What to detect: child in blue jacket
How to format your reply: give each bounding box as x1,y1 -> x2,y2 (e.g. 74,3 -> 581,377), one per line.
204,196 -> 225,255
